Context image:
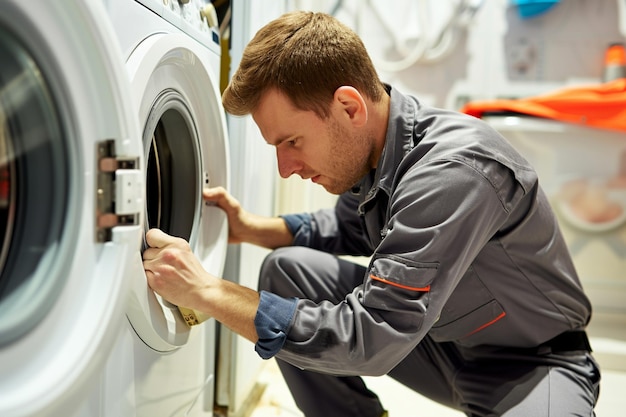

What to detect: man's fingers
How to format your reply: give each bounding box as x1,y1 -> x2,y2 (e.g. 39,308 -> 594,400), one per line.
145,228 -> 178,249
142,246 -> 159,261
203,186 -> 227,202
203,186 -> 238,212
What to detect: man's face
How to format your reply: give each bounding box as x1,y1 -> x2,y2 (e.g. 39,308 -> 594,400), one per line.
252,89 -> 373,195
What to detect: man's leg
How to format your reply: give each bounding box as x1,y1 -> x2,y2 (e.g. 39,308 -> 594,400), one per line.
276,360 -> 386,417
387,336 -> 601,417
389,339 -> 601,416
258,247 -> 385,417
453,348 -> 601,416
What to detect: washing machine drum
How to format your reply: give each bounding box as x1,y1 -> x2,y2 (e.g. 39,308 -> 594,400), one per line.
144,93 -> 199,243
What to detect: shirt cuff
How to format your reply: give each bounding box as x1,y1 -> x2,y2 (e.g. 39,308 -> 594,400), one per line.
280,213 -> 312,246
254,290 -> 298,359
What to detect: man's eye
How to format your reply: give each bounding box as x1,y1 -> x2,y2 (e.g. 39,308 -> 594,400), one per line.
288,138 -> 298,146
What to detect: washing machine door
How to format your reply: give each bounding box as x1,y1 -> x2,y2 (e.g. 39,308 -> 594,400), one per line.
0,1 -> 143,416
125,32 -> 230,352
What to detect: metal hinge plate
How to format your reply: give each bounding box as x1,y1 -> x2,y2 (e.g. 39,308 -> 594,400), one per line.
96,140 -> 142,242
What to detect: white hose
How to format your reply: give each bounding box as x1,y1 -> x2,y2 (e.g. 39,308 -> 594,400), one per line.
356,0 -> 484,72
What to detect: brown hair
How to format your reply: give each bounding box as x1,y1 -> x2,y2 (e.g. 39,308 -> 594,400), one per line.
222,11 -> 386,119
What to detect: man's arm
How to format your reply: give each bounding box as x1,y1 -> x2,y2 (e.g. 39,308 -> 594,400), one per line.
143,228 -> 261,342
143,187 -> 300,348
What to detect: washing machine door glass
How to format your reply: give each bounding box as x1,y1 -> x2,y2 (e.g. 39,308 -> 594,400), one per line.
0,26 -> 68,345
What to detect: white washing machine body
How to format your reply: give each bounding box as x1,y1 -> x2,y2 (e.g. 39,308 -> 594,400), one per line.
0,1 -> 144,416
0,0 -> 230,416
101,0 -> 230,416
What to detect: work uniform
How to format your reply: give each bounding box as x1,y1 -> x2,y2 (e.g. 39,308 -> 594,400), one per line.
253,86 -> 601,417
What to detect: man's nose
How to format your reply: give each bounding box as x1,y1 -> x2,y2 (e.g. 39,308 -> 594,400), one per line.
276,148 -> 300,179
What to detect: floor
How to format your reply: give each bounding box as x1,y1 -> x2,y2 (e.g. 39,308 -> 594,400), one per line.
248,335 -> 626,417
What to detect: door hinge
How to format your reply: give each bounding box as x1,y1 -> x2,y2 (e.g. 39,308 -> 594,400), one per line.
96,139 -> 142,242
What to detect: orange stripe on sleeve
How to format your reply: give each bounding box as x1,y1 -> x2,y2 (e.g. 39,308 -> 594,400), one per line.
369,274 -> 431,292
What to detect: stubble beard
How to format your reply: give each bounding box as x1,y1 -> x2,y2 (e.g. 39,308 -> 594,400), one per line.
322,120 -> 374,195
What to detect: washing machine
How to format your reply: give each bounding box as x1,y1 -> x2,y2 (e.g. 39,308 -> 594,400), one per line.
0,0 -> 143,416
101,0 -> 230,416
0,0 -> 230,416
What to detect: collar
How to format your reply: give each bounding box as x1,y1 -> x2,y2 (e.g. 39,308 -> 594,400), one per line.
354,85 -> 418,201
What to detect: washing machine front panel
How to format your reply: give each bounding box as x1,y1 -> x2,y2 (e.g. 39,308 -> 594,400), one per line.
0,1 -> 143,416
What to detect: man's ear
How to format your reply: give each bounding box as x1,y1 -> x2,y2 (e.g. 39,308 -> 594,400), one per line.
333,86 -> 368,127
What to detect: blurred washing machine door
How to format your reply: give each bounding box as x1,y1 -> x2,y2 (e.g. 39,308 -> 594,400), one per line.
483,114 -> 626,313
0,1 -> 144,417
125,32 -> 230,352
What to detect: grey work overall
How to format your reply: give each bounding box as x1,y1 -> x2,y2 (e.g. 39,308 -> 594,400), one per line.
254,86 -> 601,417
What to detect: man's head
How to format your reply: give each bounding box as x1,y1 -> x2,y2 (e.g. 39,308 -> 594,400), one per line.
222,11 -> 386,119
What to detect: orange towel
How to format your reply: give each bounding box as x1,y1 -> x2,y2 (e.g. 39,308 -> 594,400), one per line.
460,78 -> 626,133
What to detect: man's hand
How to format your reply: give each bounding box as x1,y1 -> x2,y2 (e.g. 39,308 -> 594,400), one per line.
142,227 -> 261,343
142,228 -> 213,310
203,186 -> 294,249
203,186 -> 251,244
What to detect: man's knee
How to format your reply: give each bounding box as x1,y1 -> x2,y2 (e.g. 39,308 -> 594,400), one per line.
258,247 -> 352,302
258,247 -> 299,293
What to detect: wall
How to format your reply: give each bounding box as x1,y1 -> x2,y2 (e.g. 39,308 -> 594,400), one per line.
293,0 -> 626,107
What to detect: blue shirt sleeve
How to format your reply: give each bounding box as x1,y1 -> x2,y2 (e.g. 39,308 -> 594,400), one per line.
254,290 -> 298,359
280,213 -> 312,246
